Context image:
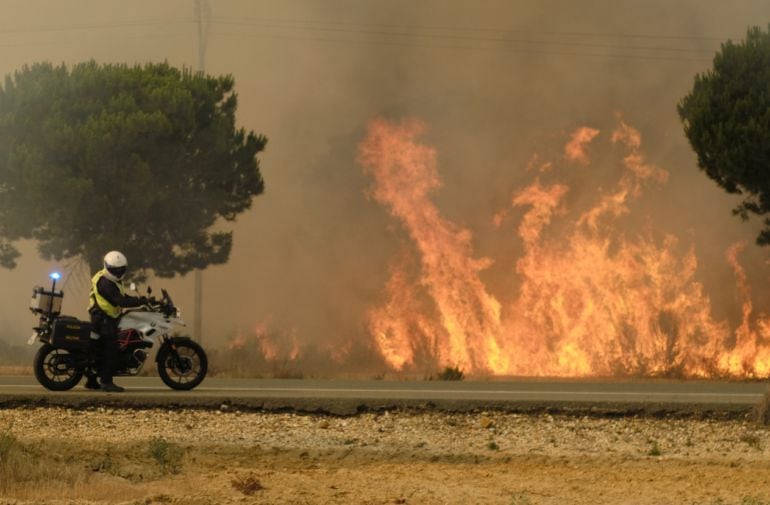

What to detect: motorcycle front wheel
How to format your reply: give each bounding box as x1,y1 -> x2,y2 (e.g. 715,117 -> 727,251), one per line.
33,344 -> 84,391
157,340 -> 207,391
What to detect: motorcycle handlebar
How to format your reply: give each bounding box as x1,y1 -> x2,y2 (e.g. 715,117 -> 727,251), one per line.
124,288 -> 177,317
127,299 -> 173,315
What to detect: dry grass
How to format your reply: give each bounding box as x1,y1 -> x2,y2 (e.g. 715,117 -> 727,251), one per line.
10,476 -> 140,503
0,431 -> 188,501
0,430 -> 90,494
739,432 -> 762,450
208,343 -> 306,379
0,365 -> 31,375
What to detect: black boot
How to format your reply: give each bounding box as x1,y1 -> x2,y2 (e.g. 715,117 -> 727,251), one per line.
100,382 -> 125,393
84,374 -> 100,390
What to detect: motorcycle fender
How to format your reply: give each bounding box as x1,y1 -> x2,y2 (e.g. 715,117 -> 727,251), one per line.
154,337 -> 193,363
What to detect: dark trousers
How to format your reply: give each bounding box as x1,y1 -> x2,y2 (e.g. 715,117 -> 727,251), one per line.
90,309 -> 119,385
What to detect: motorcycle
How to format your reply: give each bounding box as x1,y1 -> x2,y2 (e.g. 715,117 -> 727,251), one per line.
28,272 -> 208,391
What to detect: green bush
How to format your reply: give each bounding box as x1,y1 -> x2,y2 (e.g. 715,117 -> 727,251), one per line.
148,437 -> 183,474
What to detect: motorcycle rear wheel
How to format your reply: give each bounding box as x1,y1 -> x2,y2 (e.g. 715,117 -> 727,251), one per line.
33,344 -> 84,391
157,340 -> 207,390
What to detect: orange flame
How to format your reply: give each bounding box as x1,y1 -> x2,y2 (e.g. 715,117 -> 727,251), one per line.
226,320 -> 303,362
227,332 -> 248,351
721,243 -> 770,375
564,127 -> 600,165
254,325 -> 301,362
359,118 -> 505,372
359,117 -> 770,378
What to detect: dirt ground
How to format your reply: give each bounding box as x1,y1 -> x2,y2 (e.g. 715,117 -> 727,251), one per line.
1,407 -> 770,505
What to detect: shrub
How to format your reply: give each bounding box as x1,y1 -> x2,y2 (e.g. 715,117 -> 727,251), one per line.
231,473 -> 264,495
434,366 -> 465,381
148,437 -> 183,474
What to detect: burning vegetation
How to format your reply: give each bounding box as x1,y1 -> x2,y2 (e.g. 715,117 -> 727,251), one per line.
357,117 -> 770,379
219,117 -> 770,380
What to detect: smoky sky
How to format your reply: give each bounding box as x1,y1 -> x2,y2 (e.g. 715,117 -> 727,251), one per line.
0,0 -> 767,363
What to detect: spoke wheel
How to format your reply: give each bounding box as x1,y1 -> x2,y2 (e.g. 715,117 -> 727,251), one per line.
33,344 -> 83,391
157,340 -> 207,391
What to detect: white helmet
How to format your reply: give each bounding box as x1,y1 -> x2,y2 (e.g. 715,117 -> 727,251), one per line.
103,250 -> 128,281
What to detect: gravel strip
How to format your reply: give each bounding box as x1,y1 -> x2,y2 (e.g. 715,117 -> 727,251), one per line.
1,407 -> 768,461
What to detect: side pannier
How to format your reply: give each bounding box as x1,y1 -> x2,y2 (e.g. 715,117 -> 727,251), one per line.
50,317 -> 93,350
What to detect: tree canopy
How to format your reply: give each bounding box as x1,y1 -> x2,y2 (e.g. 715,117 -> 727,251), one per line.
0,61 -> 266,275
678,25 -> 770,244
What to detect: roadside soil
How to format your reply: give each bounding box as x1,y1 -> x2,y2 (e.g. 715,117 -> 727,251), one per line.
1,407 -> 769,505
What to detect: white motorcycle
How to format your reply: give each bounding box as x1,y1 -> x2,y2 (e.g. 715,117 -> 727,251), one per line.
28,273 -> 208,391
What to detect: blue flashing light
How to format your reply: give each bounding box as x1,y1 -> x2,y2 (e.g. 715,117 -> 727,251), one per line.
49,272 -> 61,280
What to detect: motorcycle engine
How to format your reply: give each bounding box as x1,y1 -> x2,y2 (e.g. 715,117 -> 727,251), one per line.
119,348 -> 148,374
132,349 -> 148,367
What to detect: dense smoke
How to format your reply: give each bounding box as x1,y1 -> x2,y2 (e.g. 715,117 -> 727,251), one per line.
0,0 -> 768,376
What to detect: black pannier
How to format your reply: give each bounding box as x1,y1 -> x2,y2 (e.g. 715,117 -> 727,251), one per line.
50,317 -> 93,350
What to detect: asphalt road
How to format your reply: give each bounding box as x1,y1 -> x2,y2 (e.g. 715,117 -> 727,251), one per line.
0,376 -> 767,416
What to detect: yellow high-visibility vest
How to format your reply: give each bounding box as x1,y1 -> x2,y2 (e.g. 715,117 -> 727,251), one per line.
88,269 -> 125,318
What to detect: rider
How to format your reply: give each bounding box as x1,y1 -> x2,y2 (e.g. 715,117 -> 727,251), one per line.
87,250 -> 146,392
